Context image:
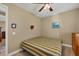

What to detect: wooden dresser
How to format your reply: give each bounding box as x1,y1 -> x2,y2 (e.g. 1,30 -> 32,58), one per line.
72,33 -> 79,56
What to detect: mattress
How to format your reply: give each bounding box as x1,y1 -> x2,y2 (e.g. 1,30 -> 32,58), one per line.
21,37 -> 62,56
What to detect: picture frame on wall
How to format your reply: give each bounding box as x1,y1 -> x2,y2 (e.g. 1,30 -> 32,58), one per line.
52,21 -> 61,29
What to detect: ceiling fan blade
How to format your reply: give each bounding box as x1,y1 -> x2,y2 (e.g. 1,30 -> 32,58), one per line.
49,7 -> 53,11
39,5 -> 45,12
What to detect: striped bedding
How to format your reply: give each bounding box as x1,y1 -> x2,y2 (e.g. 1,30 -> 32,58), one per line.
21,37 -> 62,56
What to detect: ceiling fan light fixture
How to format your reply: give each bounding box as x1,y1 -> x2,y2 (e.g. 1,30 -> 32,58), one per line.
39,3 -> 53,12
49,7 -> 53,11
46,4 -> 50,8
44,4 -> 50,9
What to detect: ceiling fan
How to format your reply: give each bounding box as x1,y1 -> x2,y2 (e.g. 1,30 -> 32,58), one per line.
39,3 -> 53,12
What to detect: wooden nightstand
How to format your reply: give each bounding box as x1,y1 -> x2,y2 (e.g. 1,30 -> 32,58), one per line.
72,33 -> 79,56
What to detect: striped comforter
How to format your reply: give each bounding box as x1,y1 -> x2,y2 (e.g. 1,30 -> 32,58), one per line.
21,37 -> 62,56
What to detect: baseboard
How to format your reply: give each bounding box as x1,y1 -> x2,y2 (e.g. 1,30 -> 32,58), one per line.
62,44 -> 72,48
8,48 -> 22,56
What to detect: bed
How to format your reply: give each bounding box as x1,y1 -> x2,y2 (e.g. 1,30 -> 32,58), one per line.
21,37 -> 62,56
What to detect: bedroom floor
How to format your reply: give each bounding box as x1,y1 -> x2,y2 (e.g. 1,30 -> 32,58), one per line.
14,46 -> 74,56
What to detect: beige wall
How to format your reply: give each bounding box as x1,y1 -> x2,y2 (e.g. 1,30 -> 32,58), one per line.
5,4 -> 42,53
42,8 -> 79,45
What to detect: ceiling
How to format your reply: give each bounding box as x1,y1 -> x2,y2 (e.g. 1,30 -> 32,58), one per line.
15,3 -> 79,18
